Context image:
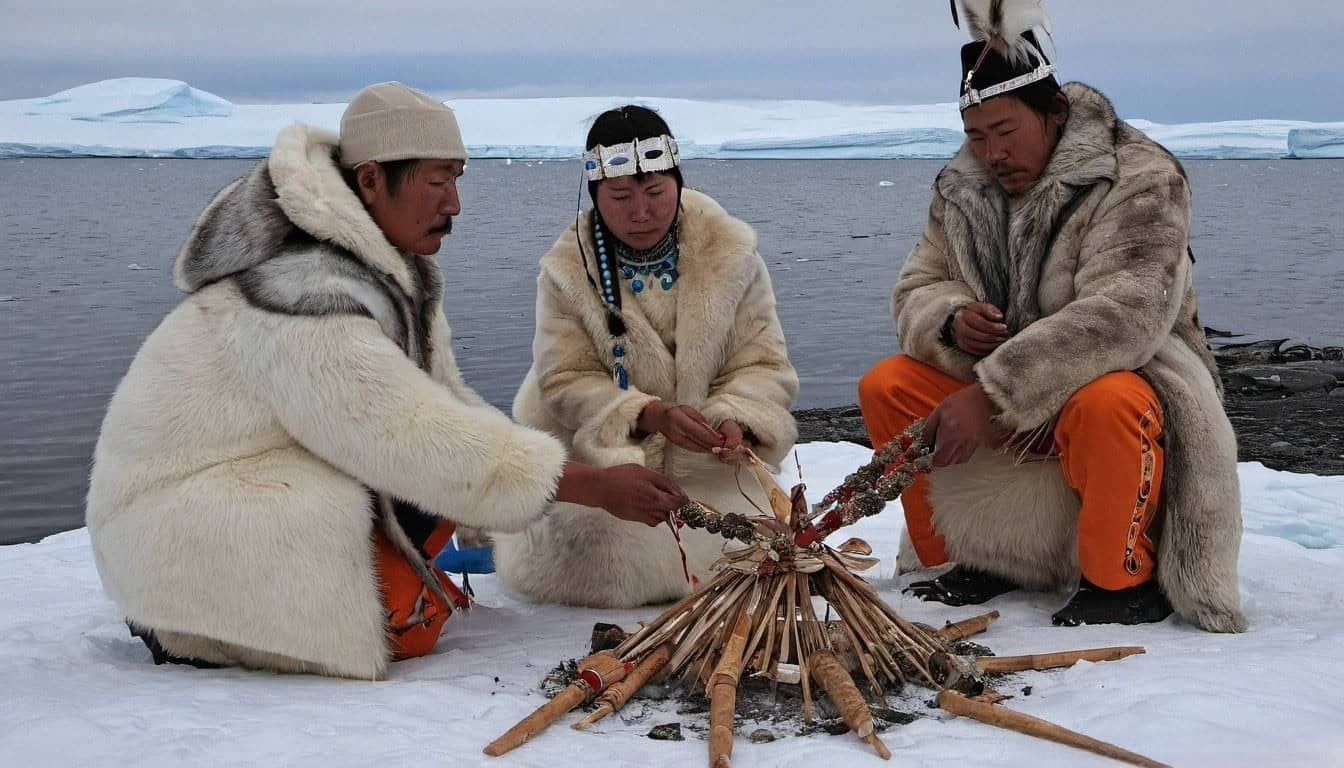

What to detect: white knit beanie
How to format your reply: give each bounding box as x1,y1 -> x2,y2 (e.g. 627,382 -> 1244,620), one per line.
338,82 -> 468,168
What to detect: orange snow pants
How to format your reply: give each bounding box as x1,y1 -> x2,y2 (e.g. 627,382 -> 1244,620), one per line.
858,354 -> 1164,590
373,520 -> 470,660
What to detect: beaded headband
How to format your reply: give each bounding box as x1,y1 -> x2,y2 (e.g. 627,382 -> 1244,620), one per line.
582,135 -> 681,181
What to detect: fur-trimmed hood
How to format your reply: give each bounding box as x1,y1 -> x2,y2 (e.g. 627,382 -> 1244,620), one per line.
173,124 -> 441,369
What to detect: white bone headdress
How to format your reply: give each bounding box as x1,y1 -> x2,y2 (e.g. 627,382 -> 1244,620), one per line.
582,135 -> 680,181
952,0 -> 1058,111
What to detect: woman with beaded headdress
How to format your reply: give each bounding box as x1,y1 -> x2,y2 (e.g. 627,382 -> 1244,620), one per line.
494,106 -> 799,608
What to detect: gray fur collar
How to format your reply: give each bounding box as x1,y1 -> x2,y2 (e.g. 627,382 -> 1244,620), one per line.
936,82 -> 1121,332
171,123 -> 442,369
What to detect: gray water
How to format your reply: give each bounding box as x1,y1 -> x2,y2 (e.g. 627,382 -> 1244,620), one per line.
2,158 -> 1341,544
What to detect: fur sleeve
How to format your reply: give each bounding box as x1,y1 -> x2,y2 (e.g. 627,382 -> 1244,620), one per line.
893,195 -> 981,382
532,272 -> 658,468
976,171 -> 1191,432
242,310 -> 567,533
700,254 -> 799,468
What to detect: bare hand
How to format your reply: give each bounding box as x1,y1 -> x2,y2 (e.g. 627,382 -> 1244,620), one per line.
554,462 -> 687,526
924,383 -> 999,467
597,464 -> 688,526
712,419 -> 748,464
638,401 -> 724,454
952,302 -> 1009,356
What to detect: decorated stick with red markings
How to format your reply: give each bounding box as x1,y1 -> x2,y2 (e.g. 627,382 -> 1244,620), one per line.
484,651 -> 632,757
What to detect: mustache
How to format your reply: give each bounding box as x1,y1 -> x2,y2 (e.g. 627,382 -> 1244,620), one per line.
428,218 -> 453,236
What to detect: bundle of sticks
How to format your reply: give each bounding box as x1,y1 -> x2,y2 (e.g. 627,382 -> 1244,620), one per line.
484,422 -> 1170,768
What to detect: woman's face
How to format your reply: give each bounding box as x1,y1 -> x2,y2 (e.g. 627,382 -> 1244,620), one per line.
594,172 -> 679,250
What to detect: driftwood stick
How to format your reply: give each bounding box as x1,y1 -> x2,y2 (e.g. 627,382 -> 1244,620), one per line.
935,611 -> 1001,642
573,642 -> 676,730
937,690 -> 1170,768
811,649 -> 891,760
616,582 -> 713,657
708,613 -> 752,768
976,646 -> 1145,674
484,652 -> 629,757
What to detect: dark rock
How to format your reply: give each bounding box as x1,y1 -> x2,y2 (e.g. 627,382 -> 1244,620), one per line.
676,696 -> 710,715
590,622 -> 628,652
872,706 -> 919,726
820,718 -> 852,735
1022,686 -> 1033,696
647,723 -> 684,741
1224,365 -> 1336,395
749,728 -> 776,743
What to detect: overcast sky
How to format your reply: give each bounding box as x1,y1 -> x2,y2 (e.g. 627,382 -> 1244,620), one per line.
4,1 -> 1340,122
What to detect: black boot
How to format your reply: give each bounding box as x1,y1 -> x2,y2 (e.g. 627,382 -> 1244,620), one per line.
1051,578 -> 1173,626
904,565 -> 1020,606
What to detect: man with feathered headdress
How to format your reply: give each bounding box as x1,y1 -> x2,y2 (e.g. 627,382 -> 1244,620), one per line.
859,0 -> 1246,631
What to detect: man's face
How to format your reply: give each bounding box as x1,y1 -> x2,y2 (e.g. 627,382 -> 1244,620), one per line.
358,159 -> 464,255
961,96 -> 1062,195
594,172 -> 679,251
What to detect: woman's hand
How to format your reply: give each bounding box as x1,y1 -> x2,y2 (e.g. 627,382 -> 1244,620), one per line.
638,401 -> 724,453
554,462 -> 686,526
712,419 -> 749,463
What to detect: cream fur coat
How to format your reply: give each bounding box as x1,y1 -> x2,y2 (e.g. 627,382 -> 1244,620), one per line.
495,189 -> 799,608
86,124 -> 567,679
893,83 -> 1246,632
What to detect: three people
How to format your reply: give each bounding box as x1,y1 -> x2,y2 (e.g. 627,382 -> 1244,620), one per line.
89,5 -> 1251,679
858,2 -> 1245,632
494,106 -> 799,607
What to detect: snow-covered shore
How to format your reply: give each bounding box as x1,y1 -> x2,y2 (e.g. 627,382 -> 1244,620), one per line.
3,442 -> 1342,767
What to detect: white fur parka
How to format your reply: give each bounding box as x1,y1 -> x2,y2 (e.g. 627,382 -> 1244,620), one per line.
494,189 -> 799,608
893,83 -> 1246,632
86,124 -> 567,679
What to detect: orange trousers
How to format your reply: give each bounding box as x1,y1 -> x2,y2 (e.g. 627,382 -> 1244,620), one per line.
858,354 -> 1164,590
373,520 -> 470,660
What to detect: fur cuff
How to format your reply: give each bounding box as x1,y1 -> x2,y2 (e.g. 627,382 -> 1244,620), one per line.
460,423 -> 569,534
572,391 -> 660,468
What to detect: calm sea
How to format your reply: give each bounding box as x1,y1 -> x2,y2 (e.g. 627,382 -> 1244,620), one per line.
2,158 -> 1341,543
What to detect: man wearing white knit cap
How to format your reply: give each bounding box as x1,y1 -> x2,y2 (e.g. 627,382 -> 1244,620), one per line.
85,82 -> 687,678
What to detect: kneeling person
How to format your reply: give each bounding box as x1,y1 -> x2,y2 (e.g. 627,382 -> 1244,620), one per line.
87,83 -> 684,678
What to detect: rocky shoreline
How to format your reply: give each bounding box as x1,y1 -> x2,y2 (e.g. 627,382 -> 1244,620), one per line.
794,336 -> 1344,475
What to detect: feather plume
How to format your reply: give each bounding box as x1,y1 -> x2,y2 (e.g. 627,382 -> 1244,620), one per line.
955,0 -> 1053,68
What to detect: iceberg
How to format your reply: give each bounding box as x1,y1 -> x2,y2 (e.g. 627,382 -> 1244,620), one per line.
1,78 -> 1341,160
25,77 -> 234,122
1288,125 -> 1344,158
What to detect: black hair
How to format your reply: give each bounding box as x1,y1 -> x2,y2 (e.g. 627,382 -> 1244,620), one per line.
584,105 -> 684,202
575,105 -> 687,339
959,31 -> 1066,120
338,157 -> 420,199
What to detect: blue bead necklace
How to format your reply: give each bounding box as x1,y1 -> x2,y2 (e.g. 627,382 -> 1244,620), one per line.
593,219 -> 680,390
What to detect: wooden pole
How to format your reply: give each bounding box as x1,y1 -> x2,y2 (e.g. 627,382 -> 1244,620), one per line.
483,652 -> 629,757
934,611 -> 1001,642
810,649 -> 891,760
936,690 -> 1170,768
975,646 -> 1145,674
573,643 -> 676,730
708,614 -> 752,768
